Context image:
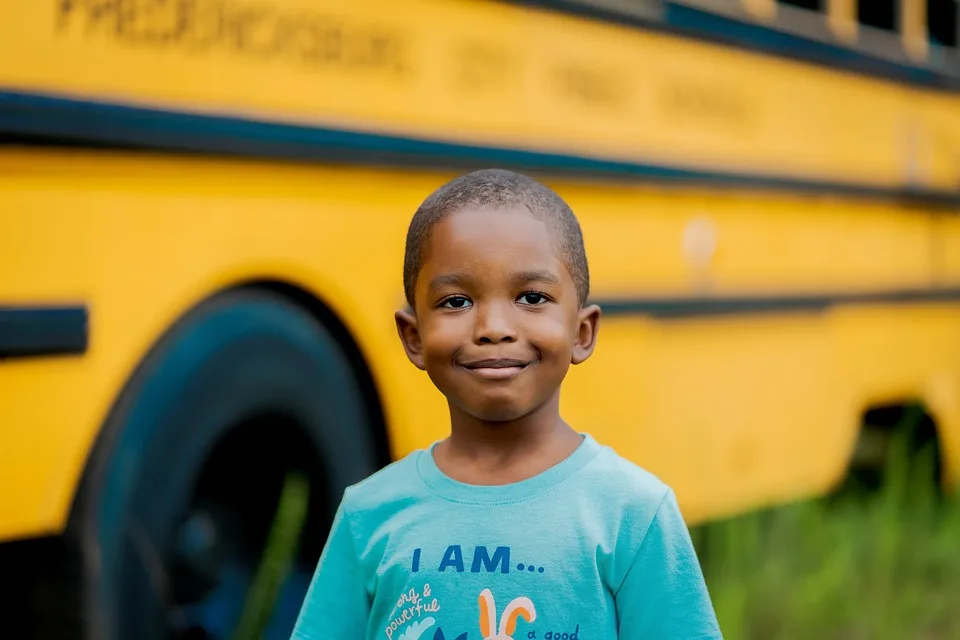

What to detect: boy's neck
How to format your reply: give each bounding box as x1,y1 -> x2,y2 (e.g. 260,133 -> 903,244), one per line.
434,392 -> 583,485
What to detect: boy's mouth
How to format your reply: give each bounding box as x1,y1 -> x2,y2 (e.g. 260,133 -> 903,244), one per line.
459,358 -> 530,380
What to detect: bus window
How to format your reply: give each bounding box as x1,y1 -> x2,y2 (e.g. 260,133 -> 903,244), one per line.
777,0 -> 822,11
928,0 -> 957,46
859,0 -> 898,32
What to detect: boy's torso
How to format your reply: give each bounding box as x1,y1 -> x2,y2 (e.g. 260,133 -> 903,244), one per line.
343,436 -> 667,640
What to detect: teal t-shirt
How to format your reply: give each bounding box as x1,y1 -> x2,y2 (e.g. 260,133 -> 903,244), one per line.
291,434 -> 722,640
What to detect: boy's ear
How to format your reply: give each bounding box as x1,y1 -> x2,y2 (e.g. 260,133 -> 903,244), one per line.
395,307 -> 426,370
571,303 -> 601,365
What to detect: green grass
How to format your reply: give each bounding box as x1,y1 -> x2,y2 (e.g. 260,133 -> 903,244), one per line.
691,414 -> 960,640
233,471 -> 310,640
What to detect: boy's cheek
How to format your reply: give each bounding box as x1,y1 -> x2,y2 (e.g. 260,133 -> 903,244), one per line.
420,330 -> 460,356
421,340 -> 464,370
420,314 -> 467,340
526,320 -> 574,350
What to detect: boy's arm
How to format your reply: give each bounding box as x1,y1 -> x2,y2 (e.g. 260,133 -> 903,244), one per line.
615,489 -> 723,639
290,496 -> 370,639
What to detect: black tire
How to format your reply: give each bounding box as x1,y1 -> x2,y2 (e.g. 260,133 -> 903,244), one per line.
32,290 -> 380,640
839,404 -> 942,500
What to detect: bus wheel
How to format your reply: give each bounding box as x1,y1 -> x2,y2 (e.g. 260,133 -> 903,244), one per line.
63,291 -> 379,640
840,403 -> 942,500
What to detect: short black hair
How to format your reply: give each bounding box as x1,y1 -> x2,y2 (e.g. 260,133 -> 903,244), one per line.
403,168 -> 590,308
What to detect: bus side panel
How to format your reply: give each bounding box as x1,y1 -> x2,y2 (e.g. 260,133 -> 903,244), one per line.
937,214 -> 960,283
557,183 -> 955,523
1,148 -> 957,539
563,313 -> 836,524
830,305 -> 960,487
565,305 -> 960,525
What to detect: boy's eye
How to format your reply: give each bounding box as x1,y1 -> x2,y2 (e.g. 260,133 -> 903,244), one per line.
518,292 -> 548,305
440,296 -> 472,309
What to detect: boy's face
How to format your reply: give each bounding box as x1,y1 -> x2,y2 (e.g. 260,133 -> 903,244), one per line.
395,206 -> 600,423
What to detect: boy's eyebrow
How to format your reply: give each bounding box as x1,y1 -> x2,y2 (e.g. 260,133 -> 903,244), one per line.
427,270 -> 560,292
514,269 -> 561,286
428,273 -> 471,292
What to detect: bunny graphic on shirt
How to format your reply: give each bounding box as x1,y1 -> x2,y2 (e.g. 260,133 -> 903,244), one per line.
477,588 -> 537,640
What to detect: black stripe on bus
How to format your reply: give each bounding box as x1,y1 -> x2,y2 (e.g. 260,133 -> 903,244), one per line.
0,305 -> 89,358
510,0 -> 960,92
1,91 -> 958,207
2,287 -> 951,359
595,286 -> 960,318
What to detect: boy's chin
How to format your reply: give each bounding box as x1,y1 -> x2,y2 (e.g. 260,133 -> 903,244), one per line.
458,400 -> 537,424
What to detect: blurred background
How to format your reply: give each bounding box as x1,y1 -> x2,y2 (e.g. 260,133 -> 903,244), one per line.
1,0 -> 959,638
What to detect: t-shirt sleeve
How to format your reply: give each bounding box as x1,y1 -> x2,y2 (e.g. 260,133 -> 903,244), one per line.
615,488 -> 723,639
290,495 -> 370,639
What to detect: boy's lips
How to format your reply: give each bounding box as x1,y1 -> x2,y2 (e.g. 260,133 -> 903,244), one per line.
458,358 -> 530,380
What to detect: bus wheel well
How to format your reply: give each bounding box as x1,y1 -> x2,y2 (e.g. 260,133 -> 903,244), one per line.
225,279 -> 393,470
843,401 -> 943,495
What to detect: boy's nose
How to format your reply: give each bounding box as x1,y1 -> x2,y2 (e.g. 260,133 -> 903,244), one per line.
473,302 -> 518,344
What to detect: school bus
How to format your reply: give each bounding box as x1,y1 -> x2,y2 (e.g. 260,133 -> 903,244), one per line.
1,0 -> 958,637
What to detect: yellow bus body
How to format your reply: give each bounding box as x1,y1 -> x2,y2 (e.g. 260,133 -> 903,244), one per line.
2,0 -> 960,544
4,151 -> 960,541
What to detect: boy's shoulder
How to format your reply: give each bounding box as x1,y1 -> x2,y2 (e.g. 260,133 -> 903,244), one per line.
586,439 -> 671,499
578,440 -> 691,558
339,447 -> 430,512
578,439 -> 676,521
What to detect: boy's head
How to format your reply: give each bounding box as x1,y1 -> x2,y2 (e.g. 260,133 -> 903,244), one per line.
395,169 -> 601,424
403,168 -> 590,309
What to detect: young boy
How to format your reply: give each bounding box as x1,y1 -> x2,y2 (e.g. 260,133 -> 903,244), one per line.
291,169 -> 722,640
